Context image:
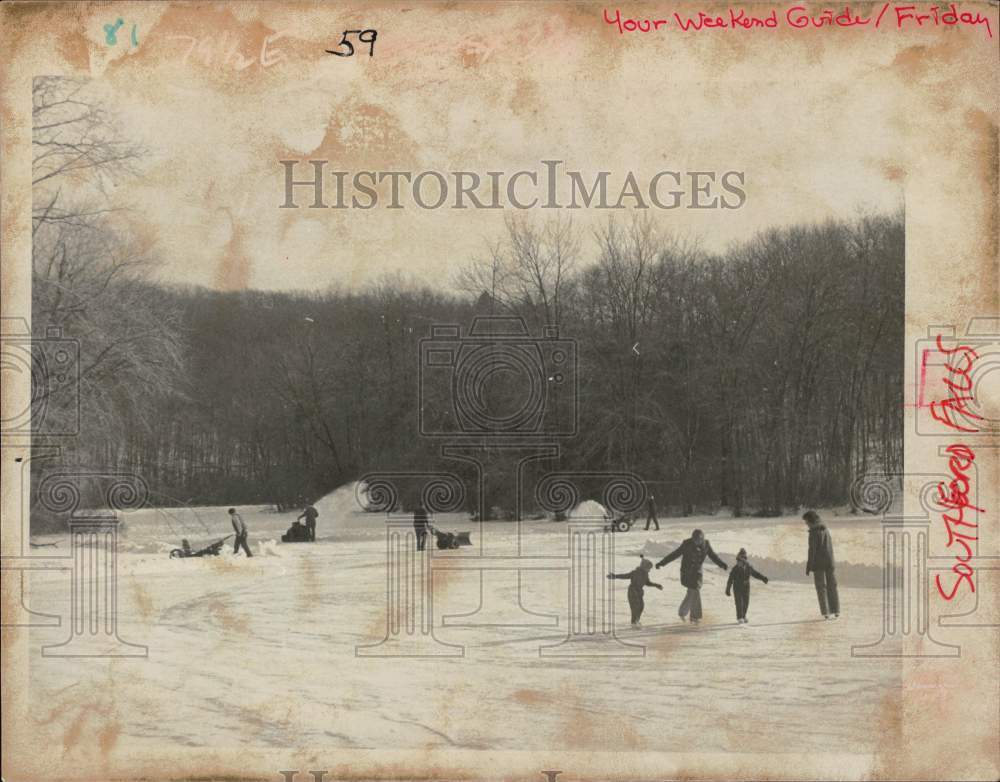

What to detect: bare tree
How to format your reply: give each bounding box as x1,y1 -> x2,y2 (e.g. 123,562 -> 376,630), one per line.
32,76 -> 144,188
31,76 -> 183,472
456,213 -> 579,328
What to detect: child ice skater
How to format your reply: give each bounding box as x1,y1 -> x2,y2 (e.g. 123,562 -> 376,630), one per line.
607,557 -> 663,628
725,548 -> 768,624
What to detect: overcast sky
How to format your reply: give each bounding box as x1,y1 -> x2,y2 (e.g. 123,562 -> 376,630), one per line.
76,4 -> 907,293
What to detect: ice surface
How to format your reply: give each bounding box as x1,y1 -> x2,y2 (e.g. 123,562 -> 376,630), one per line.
24,491 -> 898,756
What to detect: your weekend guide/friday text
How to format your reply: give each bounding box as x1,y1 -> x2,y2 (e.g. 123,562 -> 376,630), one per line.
603,4 -> 994,38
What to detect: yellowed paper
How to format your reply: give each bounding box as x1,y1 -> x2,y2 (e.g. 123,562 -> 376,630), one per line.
2,2 -> 997,781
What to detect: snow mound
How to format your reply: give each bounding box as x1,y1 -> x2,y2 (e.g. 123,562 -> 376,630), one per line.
569,499 -> 610,521
314,481 -> 367,525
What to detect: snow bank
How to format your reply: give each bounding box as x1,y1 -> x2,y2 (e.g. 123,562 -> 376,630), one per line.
569,499 -> 610,521
311,481 -> 383,534
315,481 -> 365,516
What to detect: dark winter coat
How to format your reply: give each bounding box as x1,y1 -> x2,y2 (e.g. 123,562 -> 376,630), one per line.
298,507 -> 318,537
806,524 -> 836,574
726,561 -> 768,594
413,507 -> 429,532
656,537 -> 727,589
282,522 -> 310,542
611,567 -> 659,595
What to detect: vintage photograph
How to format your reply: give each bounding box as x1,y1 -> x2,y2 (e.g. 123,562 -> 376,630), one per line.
2,3 -> 997,781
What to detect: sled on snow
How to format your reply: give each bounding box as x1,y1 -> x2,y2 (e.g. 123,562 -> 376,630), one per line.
431,528 -> 472,550
170,536 -> 231,558
281,522 -> 313,543
604,515 -> 634,533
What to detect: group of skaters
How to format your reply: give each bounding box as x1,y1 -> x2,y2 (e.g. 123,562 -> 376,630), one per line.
609,509 -> 840,628
223,503 -> 841,629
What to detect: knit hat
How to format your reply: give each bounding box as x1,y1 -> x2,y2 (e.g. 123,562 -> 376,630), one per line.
737,548 -> 748,561
640,557 -> 653,570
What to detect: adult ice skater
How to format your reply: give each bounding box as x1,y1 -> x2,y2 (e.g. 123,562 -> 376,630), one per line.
804,510 -> 840,619
655,528 -> 727,624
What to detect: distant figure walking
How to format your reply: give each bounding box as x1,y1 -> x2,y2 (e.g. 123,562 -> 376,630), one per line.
804,510 -> 839,619
229,508 -> 253,557
656,528 -> 728,624
608,557 -> 663,628
297,505 -> 319,541
644,493 -> 660,531
725,548 -> 768,624
413,505 -> 429,551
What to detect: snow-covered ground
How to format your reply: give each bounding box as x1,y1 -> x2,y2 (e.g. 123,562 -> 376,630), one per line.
22,490 -> 901,756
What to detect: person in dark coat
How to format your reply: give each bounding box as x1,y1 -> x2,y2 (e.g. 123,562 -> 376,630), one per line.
804,510 -> 840,618
607,557 -> 662,628
228,508 -> 253,557
726,547 -> 768,624
282,520 -> 310,542
655,528 -> 727,623
413,505 -> 430,551
297,505 -> 319,541
644,494 -> 660,531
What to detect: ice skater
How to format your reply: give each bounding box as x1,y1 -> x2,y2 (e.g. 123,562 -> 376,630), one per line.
655,528 -> 728,624
228,507 -> 253,557
725,548 -> 768,624
607,556 -> 662,628
804,510 -> 840,619
644,493 -> 660,531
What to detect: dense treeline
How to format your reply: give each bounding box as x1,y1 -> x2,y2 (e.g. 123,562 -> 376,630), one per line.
30,77 -> 903,522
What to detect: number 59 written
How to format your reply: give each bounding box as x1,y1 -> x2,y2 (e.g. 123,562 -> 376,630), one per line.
326,29 -> 377,57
